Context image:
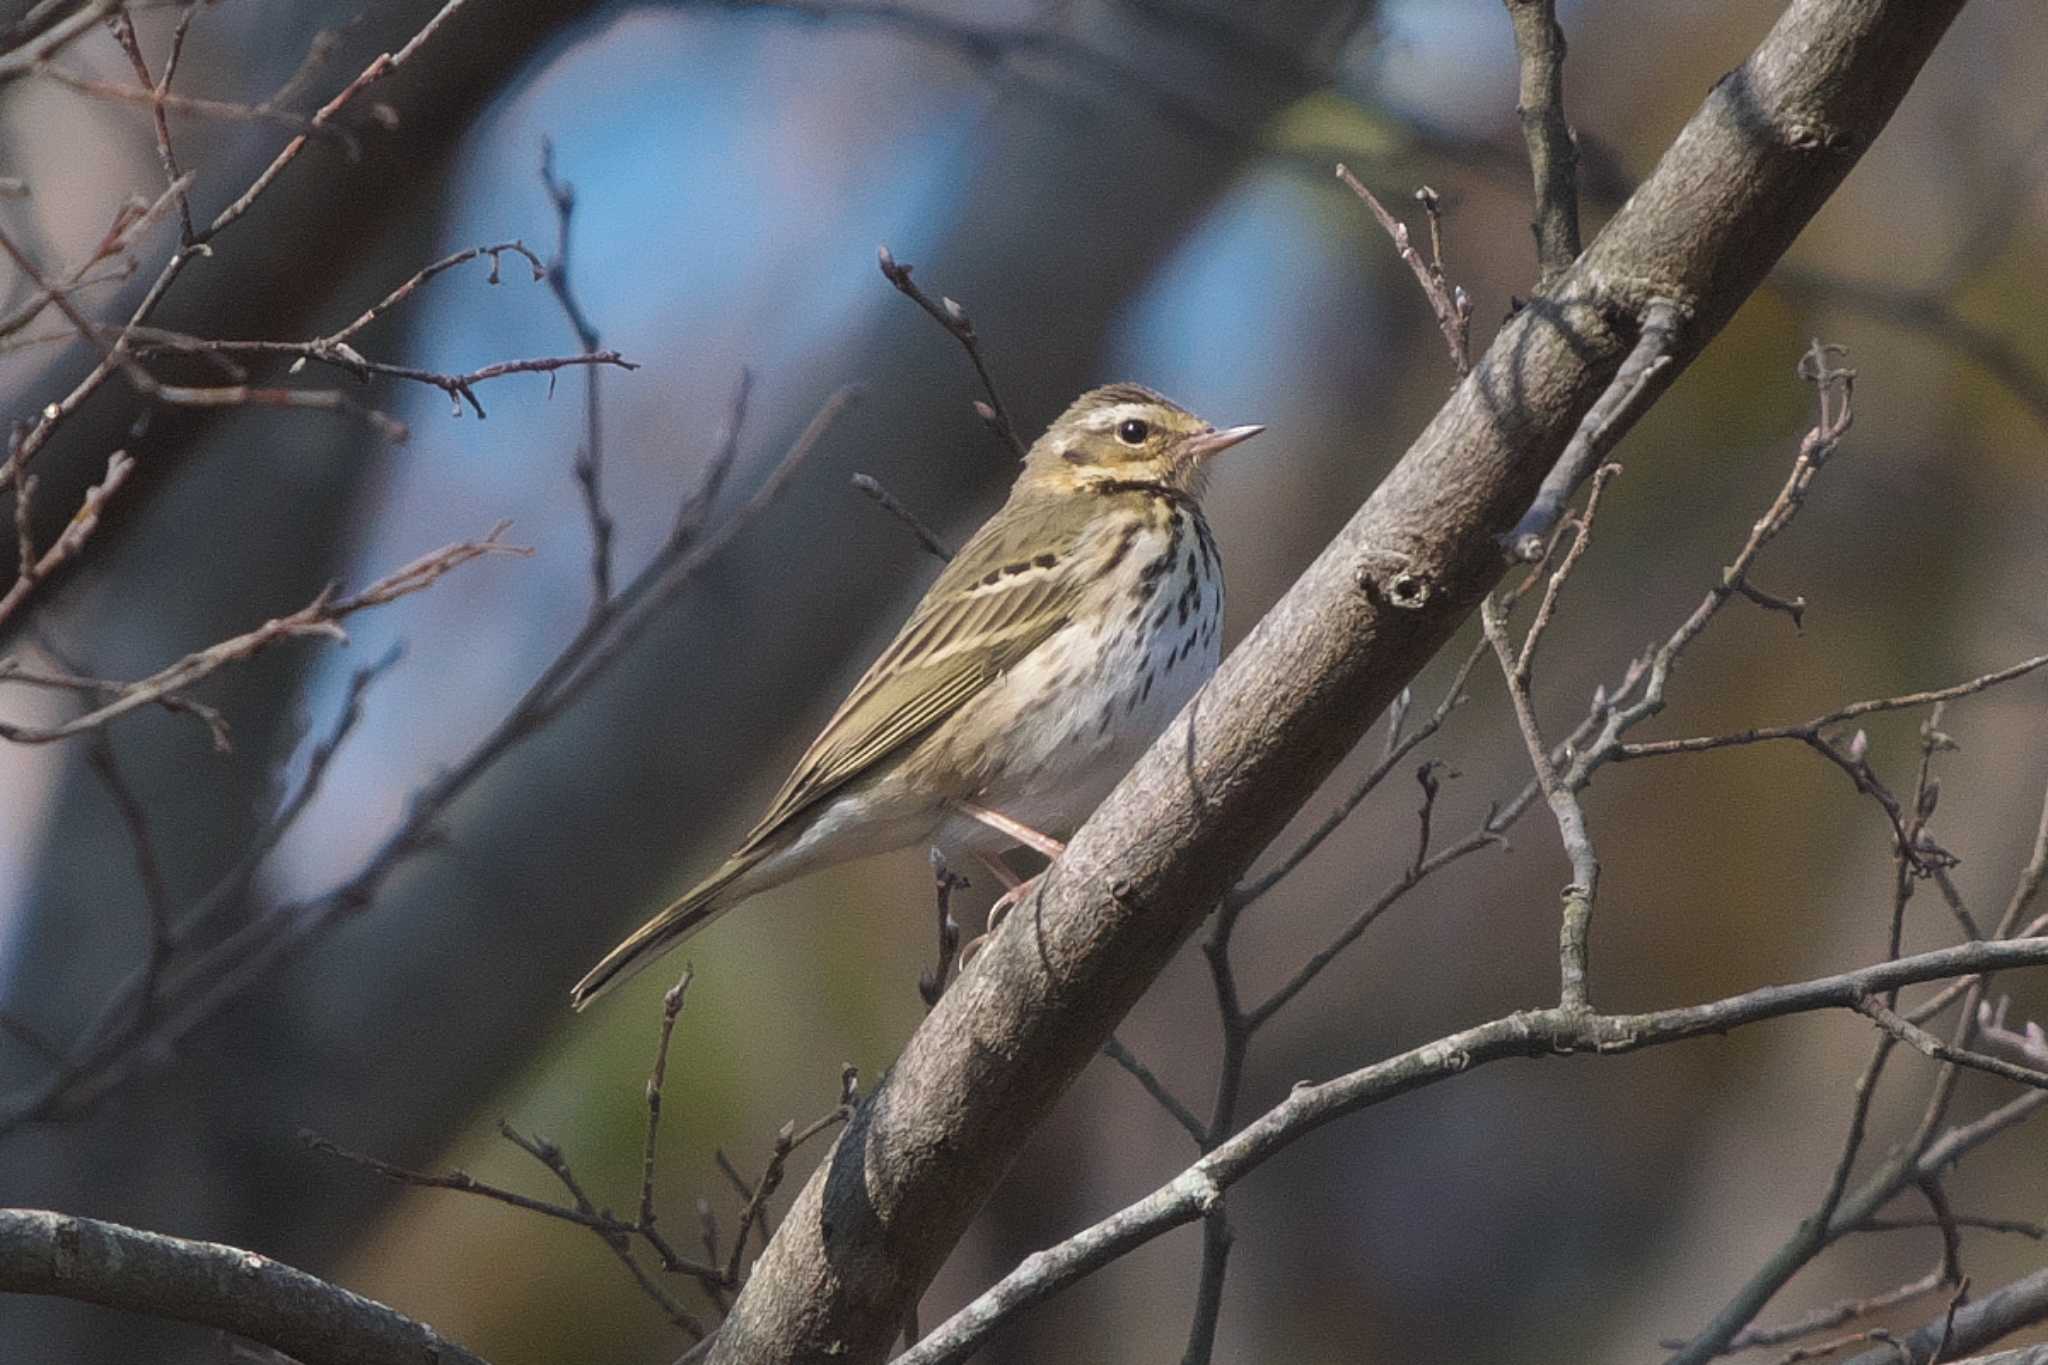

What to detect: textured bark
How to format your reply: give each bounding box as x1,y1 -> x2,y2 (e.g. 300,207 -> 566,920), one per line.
0,1209 -> 489,1365
706,1 -> 1971,1360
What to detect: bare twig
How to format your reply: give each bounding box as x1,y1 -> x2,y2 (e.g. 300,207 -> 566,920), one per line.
203,0 -> 474,242
493,1123 -> 709,1337
1334,164 -> 1472,375
0,450 -> 133,633
897,937 -> 2048,1365
1505,300 -> 1680,557
853,474 -> 955,562
31,63 -> 353,141
643,970 -> 695,1232
0,386 -> 849,1139
1229,638 -> 1485,909
0,526 -> 526,748
1479,464 -> 1620,1010
539,142 -> 615,606
84,735 -> 174,1021
1614,657 -> 2048,764
0,0 -> 475,508
1101,1036 -> 1205,1146
876,245 -> 1023,456
1855,1215 -> 2046,1242
1690,1267 -> 1944,1354
1839,1268 -> 2048,1365
721,1098 -> 855,1291
1503,0 -> 1581,285
108,10 -> 195,244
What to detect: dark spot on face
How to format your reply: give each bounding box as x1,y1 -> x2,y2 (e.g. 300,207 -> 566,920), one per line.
1062,448 -> 1084,464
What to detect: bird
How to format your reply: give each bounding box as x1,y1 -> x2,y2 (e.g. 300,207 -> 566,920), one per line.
570,384 -> 1262,1009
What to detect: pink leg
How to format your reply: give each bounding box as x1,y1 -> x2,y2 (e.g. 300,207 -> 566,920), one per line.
976,852 -> 1024,892
954,800 -> 1067,860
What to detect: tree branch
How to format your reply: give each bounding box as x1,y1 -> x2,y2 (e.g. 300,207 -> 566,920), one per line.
704,4 -> 1974,1359
899,937 -> 2048,1365
1503,0 -> 1582,284
0,1208 -> 491,1365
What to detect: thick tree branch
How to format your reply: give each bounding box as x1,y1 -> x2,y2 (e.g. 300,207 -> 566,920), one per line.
703,3 -> 1973,1359
0,1208 -> 490,1365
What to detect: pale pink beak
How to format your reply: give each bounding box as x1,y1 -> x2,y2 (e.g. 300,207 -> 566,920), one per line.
1182,423 -> 1265,461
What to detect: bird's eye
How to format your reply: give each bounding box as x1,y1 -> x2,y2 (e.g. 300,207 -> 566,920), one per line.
1116,418 -> 1150,445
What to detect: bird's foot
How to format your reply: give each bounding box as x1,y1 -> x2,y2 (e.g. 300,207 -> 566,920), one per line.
960,870 -> 1044,968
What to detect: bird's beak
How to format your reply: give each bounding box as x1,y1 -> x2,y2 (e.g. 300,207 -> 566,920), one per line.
1183,423 -> 1265,461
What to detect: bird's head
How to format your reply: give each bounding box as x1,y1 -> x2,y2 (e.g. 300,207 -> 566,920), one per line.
1018,383 -> 1263,498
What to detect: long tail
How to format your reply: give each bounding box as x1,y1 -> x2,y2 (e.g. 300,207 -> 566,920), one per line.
570,857 -> 754,1010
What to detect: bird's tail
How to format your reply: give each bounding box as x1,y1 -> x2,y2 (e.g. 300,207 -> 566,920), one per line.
570,857 -> 753,1010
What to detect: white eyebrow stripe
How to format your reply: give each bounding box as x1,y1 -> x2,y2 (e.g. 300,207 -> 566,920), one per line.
1087,402 -> 1163,431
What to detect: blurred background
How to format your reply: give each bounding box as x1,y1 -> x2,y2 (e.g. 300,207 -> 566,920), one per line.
1,0 -> 2045,1360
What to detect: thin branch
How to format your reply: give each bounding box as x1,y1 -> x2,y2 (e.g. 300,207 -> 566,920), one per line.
0,0 -> 474,509
202,0 -> 475,242
495,1123 -> 710,1337
876,245 -> 1023,456
108,9 -> 195,245
540,141 -> 615,606
84,735 -> 174,1021
0,387 -> 850,1138
722,1100 -> 855,1291
1855,1215 -> 2046,1242
0,449 -> 133,633
1504,300 -> 1680,557
31,63 -> 352,141
1691,1267 -> 1943,1354
1839,1268 -> 2048,1365
853,474 -> 955,562
898,937 -> 2048,1365
0,0 -> 121,83
1229,637 -> 1484,909
1101,1036 -> 1205,1145
1334,164 -> 1472,376
642,969 -> 695,1232
1503,0 -> 1581,285
1615,656 -> 2048,764
1479,465 -> 1619,1010
0,526 -> 526,747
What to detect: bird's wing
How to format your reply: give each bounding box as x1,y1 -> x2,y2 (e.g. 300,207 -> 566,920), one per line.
735,495 -> 1104,857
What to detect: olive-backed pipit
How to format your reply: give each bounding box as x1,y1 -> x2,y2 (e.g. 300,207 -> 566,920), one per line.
571,384 -> 1261,1008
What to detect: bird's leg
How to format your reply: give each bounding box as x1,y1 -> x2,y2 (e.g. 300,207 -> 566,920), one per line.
976,852 -> 1023,892
953,803 -> 1065,967
953,800 -> 1067,860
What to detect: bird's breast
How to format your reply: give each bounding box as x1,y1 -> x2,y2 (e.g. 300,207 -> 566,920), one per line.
929,507 -> 1224,829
